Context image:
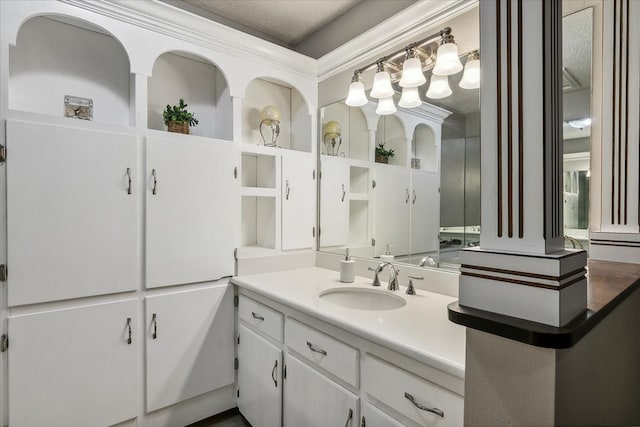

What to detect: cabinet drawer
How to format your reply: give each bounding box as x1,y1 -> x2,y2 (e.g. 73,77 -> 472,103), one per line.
365,355 -> 463,427
238,295 -> 283,342
285,317 -> 359,388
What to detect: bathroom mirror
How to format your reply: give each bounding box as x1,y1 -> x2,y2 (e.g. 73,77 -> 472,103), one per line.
318,2 -> 595,268
562,6 -> 593,251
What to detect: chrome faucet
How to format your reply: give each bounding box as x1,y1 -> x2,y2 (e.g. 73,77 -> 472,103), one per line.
368,262 -> 399,291
419,256 -> 437,267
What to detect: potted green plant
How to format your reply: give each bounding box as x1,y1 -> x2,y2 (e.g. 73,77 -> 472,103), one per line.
163,98 -> 199,134
375,142 -> 395,164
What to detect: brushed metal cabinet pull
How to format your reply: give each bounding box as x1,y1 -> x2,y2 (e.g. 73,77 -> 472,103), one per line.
151,169 -> 158,195
286,180 -> 291,200
271,360 -> 278,387
126,317 -> 132,345
345,408 -> 353,427
405,188 -> 410,203
306,341 -> 327,356
404,392 -> 444,417
341,184 -> 346,202
151,313 -> 157,339
412,189 -> 416,204
126,168 -> 132,195
251,312 -> 264,321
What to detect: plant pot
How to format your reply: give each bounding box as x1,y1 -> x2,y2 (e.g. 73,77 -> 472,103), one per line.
168,121 -> 189,134
375,155 -> 389,164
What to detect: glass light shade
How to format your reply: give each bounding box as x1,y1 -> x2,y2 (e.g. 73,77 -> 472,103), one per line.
376,96 -> 397,115
459,58 -> 481,89
398,87 -> 422,108
260,105 -> 281,125
433,43 -> 463,76
323,120 -> 342,137
426,74 -> 452,99
370,70 -> 394,98
399,57 -> 426,88
345,81 -> 368,107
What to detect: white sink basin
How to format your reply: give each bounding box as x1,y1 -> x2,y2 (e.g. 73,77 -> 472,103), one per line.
319,287 -> 406,311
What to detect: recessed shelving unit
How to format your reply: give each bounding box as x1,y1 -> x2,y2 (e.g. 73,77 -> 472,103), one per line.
9,15 -> 131,126
241,153 -> 276,189
241,196 -> 277,250
376,114 -> 407,167
242,78 -> 311,152
413,124 -> 438,172
147,51 -> 232,140
350,166 -> 370,195
321,103 -> 369,160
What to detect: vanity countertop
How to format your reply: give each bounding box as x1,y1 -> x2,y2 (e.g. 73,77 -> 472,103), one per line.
231,267 -> 466,379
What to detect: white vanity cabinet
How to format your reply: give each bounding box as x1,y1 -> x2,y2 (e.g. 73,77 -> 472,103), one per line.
283,354 -> 359,427
281,151 -> 315,250
6,120 -> 139,306
235,290 -> 464,427
237,324 -> 282,427
320,156 -> 350,247
374,165 -> 411,257
410,170 -> 440,255
145,284 -> 235,412
146,134 -> 236,288
8,299 -> 138,427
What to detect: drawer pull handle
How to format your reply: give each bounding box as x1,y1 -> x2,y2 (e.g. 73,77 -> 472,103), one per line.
344,408 -> 353,427
251,312 -> 265,321
306,341 -> 327,356
271,360 -> 278,387
151,313 -> 158,339
126,317 -> 132,345
404,392 -> 444,417
126,167 -> 132,195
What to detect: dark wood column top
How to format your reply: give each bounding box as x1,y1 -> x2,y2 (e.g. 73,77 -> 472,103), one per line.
448,259 -> 640,349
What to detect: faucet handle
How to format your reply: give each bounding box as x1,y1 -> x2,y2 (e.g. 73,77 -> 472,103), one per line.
406,275 -> 423,295
367,267 -> 381,287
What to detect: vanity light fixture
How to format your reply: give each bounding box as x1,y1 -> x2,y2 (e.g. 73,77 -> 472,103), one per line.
344,27 -> 478,112
459,50 -> 481,89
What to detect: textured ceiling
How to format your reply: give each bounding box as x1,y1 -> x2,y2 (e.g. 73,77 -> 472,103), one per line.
183,0 -> 361,45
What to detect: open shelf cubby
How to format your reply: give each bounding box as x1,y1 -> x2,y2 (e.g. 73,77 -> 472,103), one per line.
350,166 -> 370,195
412,123 -> 438,172
376,114 -> 407,167
241,196 -> 277,250
242,78 -> 311,152
9,15 -> 131,126
241,153 -> 277,189
321,103 -> 369,160
148,51 -> 232,140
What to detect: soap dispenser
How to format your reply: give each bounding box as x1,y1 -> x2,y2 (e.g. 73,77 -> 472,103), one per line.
380,244 -> 394,263
340,248 -> 355,283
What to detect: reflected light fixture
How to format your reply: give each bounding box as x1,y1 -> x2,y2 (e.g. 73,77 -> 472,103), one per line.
398,86 -> 422,108
376,96 -> 397,115
459,51 -> 481,89
344,27 -> 479,113
426,75 -> 452,99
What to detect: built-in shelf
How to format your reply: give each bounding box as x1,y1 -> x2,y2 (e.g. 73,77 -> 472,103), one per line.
241,196 -> 277,250
147,51 -> 232,140
350,166 -> 370,194
240,187 -> 277,198
9,15 -> 131,127
349,193 -> 369,201
241,152 -> 277,189
242,78 -> 311,152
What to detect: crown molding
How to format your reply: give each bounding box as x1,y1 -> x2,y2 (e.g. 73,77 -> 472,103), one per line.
317,0 -> 477,82
58,0 -> 317,79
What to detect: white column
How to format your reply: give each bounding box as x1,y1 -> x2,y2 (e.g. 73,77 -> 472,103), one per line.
459,0 -> 587,327
590,0 -> 640,263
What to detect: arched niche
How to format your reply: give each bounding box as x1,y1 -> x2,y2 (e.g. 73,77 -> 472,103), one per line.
321,103 -> 368,160
412,124 -> 438,172
148,50 -> 232,140
9,15 -> 131,126
376,114 -> 406,167
242,77 -> 311,152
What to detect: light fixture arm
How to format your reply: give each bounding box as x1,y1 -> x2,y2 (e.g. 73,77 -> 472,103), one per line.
352,27 -> 453,76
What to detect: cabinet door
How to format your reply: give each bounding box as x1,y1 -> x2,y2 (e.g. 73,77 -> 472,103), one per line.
363,403 -> 405,427
8,299 -> 138,427
320,156 -> 349,247
146,136 -> 235,288
237,324 -> 282,427
283,354 -> 358,427
6,120 -> 138,306
410,171 -> 440,254
374,166 -> 410,257
146,284 -> 235,412
282,151 -> 315,250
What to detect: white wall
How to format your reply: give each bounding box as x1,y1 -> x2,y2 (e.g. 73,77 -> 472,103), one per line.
9,17 -> 130,126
